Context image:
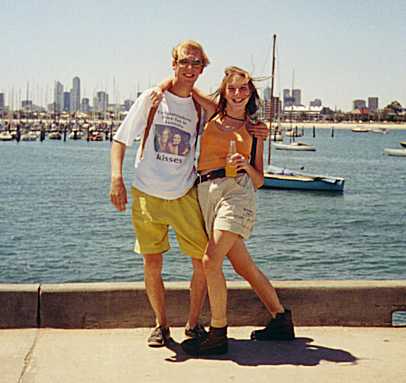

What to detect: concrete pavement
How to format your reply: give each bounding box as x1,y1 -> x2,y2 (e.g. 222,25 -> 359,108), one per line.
2,326 -> 406,383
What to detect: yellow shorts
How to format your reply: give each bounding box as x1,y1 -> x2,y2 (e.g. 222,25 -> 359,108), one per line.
131,186 -> 208,259
197,173 -> 256,240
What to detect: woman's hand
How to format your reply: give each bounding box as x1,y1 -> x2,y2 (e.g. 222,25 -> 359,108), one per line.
150,78 -> 173,106
150,87 -> 163,107
230,153 -> 250,172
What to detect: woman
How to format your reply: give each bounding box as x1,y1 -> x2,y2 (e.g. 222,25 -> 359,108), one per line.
180,67 -> 295,356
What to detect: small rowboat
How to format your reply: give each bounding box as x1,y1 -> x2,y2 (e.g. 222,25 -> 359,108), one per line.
384,148 -> 406,157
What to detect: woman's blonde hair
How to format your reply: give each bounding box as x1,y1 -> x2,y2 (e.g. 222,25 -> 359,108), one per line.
172,40 -> 210,67
211,66 -> 261,120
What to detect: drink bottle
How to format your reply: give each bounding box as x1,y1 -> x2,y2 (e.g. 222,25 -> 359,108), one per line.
225,140 -> 237,177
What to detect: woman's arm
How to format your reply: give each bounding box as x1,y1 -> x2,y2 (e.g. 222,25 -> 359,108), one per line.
191,88 -> 217,119
233,125 -> 265,189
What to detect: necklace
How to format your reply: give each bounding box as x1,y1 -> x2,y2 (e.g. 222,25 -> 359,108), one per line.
224,114 -> 246,122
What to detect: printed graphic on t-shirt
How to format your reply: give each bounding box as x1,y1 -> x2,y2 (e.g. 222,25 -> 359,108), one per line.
154,124 -> 191,157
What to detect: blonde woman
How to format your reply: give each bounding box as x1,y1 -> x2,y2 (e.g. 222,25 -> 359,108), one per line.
181,67 -> 295,355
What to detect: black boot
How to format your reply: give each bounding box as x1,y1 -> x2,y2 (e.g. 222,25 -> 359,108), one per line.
251,309 -> 295,341
181,326 -> 228,356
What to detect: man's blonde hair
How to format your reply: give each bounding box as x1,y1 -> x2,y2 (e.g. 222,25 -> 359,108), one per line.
172,40 -> 210,67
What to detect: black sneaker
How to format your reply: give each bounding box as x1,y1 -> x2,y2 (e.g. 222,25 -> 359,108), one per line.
181,326 -> 228,356
251,309 -> 295,341
184,323 -> 208,339
147,325 -> 171,347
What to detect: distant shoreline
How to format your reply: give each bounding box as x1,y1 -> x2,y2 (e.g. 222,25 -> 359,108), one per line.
276,122 -> 406,131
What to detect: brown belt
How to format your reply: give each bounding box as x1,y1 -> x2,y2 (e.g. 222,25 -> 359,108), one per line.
195,168 -> 245,185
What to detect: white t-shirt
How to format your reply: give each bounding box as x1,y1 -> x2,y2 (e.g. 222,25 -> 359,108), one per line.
114,89 -> 200,200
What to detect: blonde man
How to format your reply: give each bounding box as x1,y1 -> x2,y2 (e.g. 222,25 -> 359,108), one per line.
110,40 -> 209,347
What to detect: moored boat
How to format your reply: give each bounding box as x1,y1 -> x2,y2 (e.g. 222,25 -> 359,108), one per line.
0,131 -> 13,141
48,131 -> 62,140
21,131 -> 39,141
369,128 -> 389,134
399,141 -> 406,148
383,148 -> 406,157
272,141 -> 316,151
262,166 -> 345,192
352,126 -> 369,133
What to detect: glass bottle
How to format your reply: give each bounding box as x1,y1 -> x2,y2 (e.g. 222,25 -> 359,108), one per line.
225,140 -> 237,177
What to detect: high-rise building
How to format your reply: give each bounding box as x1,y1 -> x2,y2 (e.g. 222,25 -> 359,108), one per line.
263,86 -> 272,101
283,89 -> 292,107
54,81 -> 64,112
94,91 -> 109,112
263,96 -> 282,120
63,92 -> 71,112
353,99 -> 366,110
368,97 -> 379,112
70,76 -> 81,112
292,89 -> 302,106
0,93 -> 4,112
80,98 -> 91,113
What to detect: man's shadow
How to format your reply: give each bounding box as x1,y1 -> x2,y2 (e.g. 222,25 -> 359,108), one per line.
164,337 -> 358,366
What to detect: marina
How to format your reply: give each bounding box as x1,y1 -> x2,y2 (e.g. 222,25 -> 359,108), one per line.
1,126 -> 405,284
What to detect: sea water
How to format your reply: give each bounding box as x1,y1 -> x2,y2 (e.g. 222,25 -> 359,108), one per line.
0,128 -> 405,285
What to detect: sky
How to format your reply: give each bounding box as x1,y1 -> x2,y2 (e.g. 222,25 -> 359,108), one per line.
1,0 -> 405,111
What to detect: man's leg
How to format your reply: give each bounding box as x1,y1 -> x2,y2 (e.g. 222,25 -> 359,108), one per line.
143,253 -> 167,326
187,258 -> 207,329
143,253 -> 172,347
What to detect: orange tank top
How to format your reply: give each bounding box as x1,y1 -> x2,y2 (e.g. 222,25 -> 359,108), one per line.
198,117 -> 253,172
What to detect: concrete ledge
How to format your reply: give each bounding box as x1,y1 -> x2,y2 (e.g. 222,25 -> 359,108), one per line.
1,281 -> 406,328
40,280 -> 406,328
0,284 -> 39,328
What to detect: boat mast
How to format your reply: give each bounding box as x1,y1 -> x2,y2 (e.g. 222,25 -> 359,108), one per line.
267,34 -> 277,165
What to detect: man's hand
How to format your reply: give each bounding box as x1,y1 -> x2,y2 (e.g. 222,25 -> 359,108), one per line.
110,175 -> 128,212
247,121 -> 269,140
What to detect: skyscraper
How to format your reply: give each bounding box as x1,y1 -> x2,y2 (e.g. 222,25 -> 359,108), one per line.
70,76 -> 81,112
0,93 -> 4,112
283,89 -> 292,107
292,89 -> 302,106
80,98 -> 91,113
368,97 -> 379,112
95,91 -> 109,112
263,86 -> 272,101
54,81 -> 64,112
63,92 -> 71,112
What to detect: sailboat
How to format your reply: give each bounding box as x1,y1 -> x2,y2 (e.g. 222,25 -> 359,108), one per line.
262,35 -> 344,192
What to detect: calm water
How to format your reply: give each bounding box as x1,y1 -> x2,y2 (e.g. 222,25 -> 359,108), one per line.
1,128 -> 405,284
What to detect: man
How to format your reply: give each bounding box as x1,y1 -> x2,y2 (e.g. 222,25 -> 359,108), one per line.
110,40 -> 210,347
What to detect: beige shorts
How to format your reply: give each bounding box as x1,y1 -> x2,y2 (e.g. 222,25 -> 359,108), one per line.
197,173 -> 256,240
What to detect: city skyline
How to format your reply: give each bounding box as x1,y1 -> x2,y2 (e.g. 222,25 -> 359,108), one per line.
0,75 -> 392,114
1,1 -> 405,111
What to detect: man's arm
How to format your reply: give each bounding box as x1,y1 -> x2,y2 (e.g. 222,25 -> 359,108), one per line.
110,141 -> 128,212
246,120 -> 269,140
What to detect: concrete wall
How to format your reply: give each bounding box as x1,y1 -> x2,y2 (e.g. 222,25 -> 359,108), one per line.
1,281 -> 406,329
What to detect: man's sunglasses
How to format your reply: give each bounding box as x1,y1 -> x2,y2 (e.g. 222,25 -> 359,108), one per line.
177,58 -> 203,67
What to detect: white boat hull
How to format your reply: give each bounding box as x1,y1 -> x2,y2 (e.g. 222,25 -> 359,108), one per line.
272,142 -> 316,151
384,148 -> 406,157
262,166 -> 344,192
